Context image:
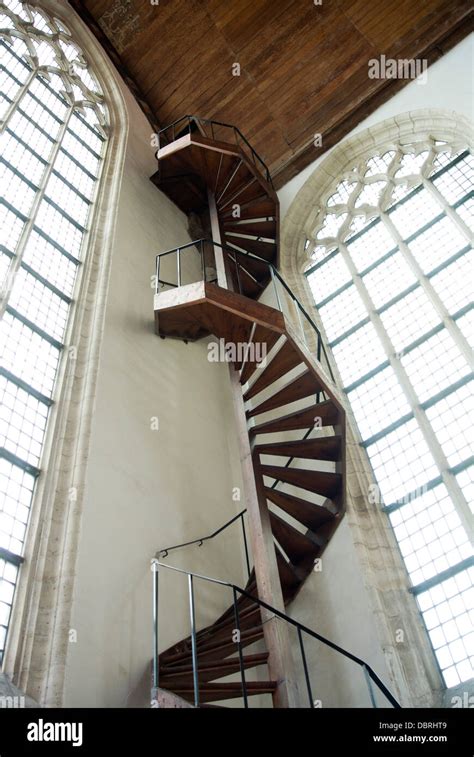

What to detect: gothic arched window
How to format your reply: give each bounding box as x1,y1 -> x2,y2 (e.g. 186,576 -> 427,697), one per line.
305,133 -> 473,688
0,0 -> 108,663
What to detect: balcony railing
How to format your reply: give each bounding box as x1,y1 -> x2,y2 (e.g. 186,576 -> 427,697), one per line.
154,115 -> 273,187
154,238 -> 335,381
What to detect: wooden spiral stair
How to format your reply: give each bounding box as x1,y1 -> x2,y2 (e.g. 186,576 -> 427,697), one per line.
151,116 -> 279,299
150,118 -> 346,707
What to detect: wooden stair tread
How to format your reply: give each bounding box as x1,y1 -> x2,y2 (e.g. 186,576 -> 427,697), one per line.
224,236 -> 276,260
224,220 -> 277,238
161,609 -> 260,661
161,652 -> 269,676
216,158 -> 247,204
270,511 -> 319,566
174,681 -> 277,692
264,486 -> 334,531
261,465 -> 342,499
202,604 -> 260,637
240,327 -> 281,386
244,340 -> 302,401
227,263 -> 274,294
213,153 -> 235,196
198,145 -> 227,190
227,252 -> 271,282
160,653 -> 269,685
173,680 -> 278,703
255,435 -> 342,461
231,274 -> 263,299
249,400 -> 339,436
160,628 -> 264,667
215,156 -> 245,200
246,370 -> 322,418
192,609 -> 262,649
220,195 -> 275,220
164,587 -> 260,661
219,177 -> 266,210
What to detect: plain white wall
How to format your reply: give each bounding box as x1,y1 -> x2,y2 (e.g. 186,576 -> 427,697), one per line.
63,84 -> 247,708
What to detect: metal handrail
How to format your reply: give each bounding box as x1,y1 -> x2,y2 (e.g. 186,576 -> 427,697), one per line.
154,237 -> 338,505
230,245 -> 334,376
155,508 -> 251,578
155,115 -> 273,186
151,558 -> 402,709
154,238 -> 335,381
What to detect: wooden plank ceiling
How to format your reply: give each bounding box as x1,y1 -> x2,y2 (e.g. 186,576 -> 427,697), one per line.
79,0 -> 472,187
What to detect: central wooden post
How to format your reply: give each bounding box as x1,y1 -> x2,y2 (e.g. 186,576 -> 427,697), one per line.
208,188 -> 300,707
208,188 -> 228,288
228,367 -> 300,708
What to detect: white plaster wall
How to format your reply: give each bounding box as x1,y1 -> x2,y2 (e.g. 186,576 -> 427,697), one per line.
289,523 -> 393,708
279,36 -> 474,221
63,85 -> 247,708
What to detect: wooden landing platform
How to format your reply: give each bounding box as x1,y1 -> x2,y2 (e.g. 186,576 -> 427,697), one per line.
154,281 -> 285,342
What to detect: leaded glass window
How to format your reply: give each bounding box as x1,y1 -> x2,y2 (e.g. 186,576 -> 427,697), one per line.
0,0 -> 108,663
306,139 -> 473,688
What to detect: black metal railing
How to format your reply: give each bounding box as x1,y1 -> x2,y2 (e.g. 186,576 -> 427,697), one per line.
155,509 -> 251,579
154,238 -> 335,381
154,238 -> 339,516
151,559 -> 401,709
154,115 -> 273,186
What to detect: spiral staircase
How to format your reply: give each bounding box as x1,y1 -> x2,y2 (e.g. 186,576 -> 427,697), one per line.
150,115 -> 279,298
150,117 -> 346,707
